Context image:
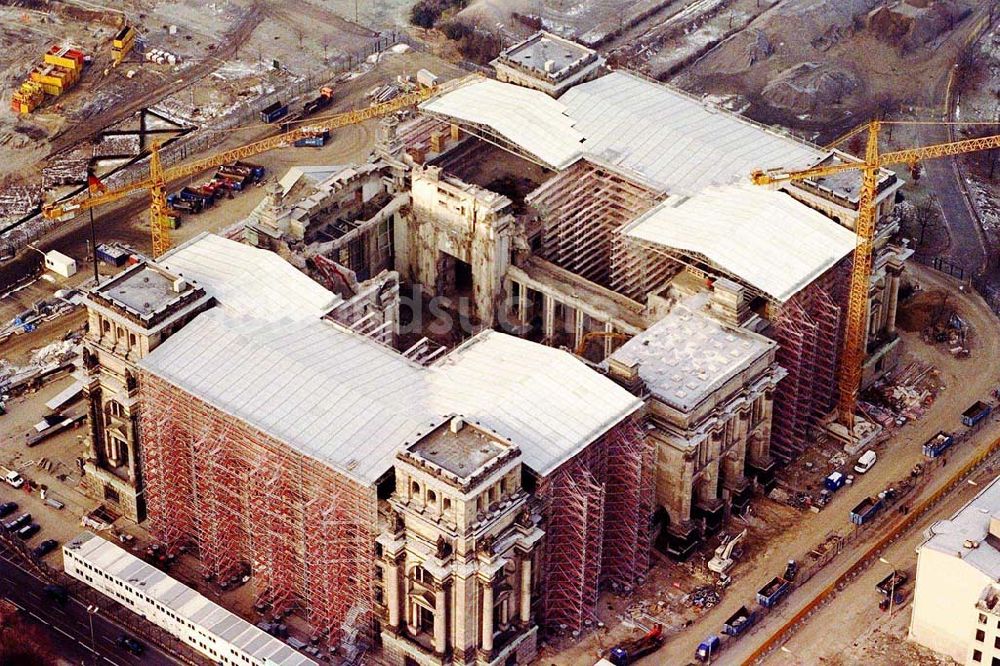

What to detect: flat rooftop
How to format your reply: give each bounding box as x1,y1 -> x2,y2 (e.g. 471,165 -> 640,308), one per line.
921,474 -> 1000,579
606,297 -> 777,412
65,532 -> 316,666
408,419 -> 511,479
97,264 -> 188,317
498,31 -> 595,79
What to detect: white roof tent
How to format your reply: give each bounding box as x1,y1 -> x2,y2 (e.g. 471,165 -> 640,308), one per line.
420,71 -> 830,195
140,234 -> 641,486
63,532 -> 317,666
621,184 -> 857,303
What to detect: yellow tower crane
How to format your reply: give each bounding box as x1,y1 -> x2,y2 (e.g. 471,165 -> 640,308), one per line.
43,85 -> 440,257
752,120 -> 1000,430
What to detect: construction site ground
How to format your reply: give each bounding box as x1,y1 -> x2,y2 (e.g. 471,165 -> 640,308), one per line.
546,264 -> 1000,665
0,47 -> 464,287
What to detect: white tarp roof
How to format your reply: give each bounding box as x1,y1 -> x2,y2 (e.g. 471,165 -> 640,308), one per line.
141,235 -> 640,484
623,184 -> 857,302
421,71 -> 826,194
158,233 -> 340,320
419,77 -> 584,168
563,72 -> 825,195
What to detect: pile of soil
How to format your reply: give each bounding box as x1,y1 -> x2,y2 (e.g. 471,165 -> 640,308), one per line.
762,62 -> 861,111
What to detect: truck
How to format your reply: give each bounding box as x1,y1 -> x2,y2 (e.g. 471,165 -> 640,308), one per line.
876,570 -> 909,596
850,496 -> 883,526
302,86 -> 334,115
168,198 -> 202,215
963,401 -> 992,427
922,431 -> 954,458
604,624 -> 664,665
756,576 -> 791,608
259,100 -> 288,123
2,468 -> 24,489
695,635 -> 721,662
722,605 -> 758,636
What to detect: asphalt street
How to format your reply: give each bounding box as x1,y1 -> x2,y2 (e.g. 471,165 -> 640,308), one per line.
0,550 -> 180,666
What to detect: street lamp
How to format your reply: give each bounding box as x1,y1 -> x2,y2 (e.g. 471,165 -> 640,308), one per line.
879,557 -> 897,619
86,604 -> 99,665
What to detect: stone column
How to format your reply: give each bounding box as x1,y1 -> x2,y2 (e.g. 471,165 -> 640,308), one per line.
516,282 -> 528,327
573,308 -> 585,352
520,557 -> 532,624
542,294 -> 555,341
481,576 -> 494,653
386,559 -> 401,630
433,583 -> 447,654
886,269 -> 901,335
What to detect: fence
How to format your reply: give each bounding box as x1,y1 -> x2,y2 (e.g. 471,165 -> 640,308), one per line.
742,428 -> 1000,664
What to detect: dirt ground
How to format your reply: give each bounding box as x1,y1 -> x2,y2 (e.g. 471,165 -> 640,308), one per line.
549,264 -> 1000,665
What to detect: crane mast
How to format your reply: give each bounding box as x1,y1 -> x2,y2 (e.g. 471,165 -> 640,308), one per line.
752,120 -> 1000,430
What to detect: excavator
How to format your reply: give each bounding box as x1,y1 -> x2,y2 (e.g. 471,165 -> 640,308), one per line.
41,82 -> 448,258
707,528 -> 747,574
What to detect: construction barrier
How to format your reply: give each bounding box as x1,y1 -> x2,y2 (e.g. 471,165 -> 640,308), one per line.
743,433 -> 1000,664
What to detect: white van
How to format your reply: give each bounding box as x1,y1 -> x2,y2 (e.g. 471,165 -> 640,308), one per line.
854,450 -> 877,474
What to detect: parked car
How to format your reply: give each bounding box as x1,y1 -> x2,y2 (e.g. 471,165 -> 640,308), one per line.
32,539 -> 57,557
0,502 -> 18,518
115,635 -> 144,656
4,512 -> 30,532
16,523 -> 40,539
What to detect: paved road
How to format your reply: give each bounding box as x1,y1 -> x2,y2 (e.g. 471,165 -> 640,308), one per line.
918,119 -> 988,276
0,551 -> 179,666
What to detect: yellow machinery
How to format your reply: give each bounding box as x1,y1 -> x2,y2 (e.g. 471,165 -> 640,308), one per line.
574,330 -> 632,356
752,120 -> 1000,429
112,25 -> 136,66
44,85 -> 440,257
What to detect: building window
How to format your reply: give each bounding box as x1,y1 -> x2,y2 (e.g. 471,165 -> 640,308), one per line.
977,629 -> 985,642
427,489 -> 437,505
991,656 -> 1000,666
411,480 -> 420,498
443,498 -> 452,512
973,650 -> 981,663
104,485 -> 121,503
981,614 -> 989,625
995,636 -> 1000,650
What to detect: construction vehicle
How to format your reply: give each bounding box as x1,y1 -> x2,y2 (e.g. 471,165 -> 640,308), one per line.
876,570 -> 909,596
42,83 -> 444,258
695,635 -> 721,662
303,87 -> 335,115
112,25 -> 136,65
752,121 -> 1000,432
260,100 -> 289,124
962,400 -> 992,427
602,624 -> 664,665
708,528 -> 746,574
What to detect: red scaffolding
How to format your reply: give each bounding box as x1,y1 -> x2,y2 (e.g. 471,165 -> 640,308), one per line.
138,371 -> 376,645
537,419 -> 654,633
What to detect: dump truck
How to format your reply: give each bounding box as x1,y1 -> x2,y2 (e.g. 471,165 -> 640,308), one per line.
876,570 -> 909,596
604,624 -> 664,665
756,576 -> 790,608
923,431 -> 954,458
259,100 -> 288,123
850,496 -> 883,526
963,401 -> 992,427
722,606 -> 757,636
303,86 -> 334,115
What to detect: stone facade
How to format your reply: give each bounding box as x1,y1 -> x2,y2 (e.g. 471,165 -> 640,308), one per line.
377,418 -> 543,665
81,262 -> 211,522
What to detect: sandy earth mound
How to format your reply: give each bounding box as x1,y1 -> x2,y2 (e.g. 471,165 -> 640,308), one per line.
762,62 -> 862,112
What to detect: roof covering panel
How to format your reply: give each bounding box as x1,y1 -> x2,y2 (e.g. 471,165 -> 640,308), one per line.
623,184 -> 856,302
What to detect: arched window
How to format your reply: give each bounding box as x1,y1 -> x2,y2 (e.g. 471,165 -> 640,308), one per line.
411,480 -> 421,498
427,489 -> 437,505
